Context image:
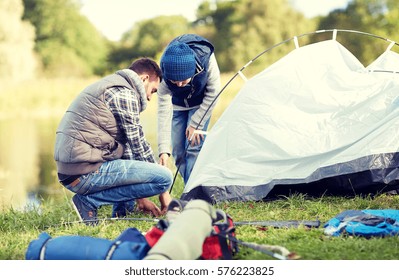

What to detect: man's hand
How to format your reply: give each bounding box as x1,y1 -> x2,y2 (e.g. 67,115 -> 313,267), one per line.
136,198 -> 162,217
186,125 -> 204,146
159,153 -> 170,167
159,191 -> 173,214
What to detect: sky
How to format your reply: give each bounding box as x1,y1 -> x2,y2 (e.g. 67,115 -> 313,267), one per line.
80,0 -> 350,42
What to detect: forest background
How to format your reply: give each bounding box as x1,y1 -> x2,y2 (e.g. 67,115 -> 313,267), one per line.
2,0 -> 399,83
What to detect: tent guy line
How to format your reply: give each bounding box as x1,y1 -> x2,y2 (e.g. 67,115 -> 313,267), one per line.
50,217 -> 321,228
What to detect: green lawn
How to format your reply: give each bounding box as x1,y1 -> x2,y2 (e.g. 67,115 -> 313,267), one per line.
1,181 -> 398,260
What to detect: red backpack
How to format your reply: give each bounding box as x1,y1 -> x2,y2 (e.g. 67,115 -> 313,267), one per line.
145,204 -> 238,260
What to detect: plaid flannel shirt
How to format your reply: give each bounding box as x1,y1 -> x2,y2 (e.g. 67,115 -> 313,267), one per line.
104,86 -> 156,163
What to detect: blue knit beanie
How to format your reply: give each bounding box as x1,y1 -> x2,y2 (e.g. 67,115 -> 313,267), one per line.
161,41 -> 196,81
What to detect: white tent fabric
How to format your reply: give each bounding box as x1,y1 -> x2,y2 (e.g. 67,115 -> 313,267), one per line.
181,39 -> 399,203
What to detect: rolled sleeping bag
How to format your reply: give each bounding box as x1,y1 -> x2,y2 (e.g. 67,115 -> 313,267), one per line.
25,228 -> 150,260
144,199 -> 216,260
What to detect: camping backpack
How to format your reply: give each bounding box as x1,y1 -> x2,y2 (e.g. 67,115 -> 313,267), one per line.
145,200 -> 239,260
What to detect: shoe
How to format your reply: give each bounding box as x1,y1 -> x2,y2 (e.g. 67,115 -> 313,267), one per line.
72,195 -> 98,225
112,201 -> 135,218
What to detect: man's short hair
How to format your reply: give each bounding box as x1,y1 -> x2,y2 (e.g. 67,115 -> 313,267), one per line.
129,58 -> 162,82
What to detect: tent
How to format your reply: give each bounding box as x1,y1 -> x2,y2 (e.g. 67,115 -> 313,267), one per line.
181,30 -> 399,203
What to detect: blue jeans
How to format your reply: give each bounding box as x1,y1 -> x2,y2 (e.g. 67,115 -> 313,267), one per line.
63,159 -> 173,215
172,108 -> 210,184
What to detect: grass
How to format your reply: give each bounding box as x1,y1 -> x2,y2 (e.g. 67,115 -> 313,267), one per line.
1,181 -> 399,260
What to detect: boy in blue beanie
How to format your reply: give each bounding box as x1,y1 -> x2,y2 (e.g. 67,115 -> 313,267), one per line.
157,34 -> 221,185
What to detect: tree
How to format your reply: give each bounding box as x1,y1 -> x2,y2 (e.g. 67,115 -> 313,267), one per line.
193,0 -> 315,75
108,16 -> 190,70
0,0 -> 37,81
192,0 -> 237,71
317,0 -> 399,66
22,0 -> 109,77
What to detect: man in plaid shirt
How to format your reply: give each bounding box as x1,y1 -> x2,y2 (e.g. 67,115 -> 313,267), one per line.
54,58 -> 172,225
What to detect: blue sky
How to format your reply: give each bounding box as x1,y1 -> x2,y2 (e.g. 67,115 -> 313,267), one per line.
80,0 -> 350,41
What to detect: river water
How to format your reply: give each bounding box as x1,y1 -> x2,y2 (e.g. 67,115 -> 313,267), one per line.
0,115 -> 62,210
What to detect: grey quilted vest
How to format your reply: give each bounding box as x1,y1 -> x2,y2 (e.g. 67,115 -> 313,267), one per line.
54,70 -> 142,175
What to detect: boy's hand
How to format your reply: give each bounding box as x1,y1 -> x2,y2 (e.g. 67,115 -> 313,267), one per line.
159,192 -> 173,214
